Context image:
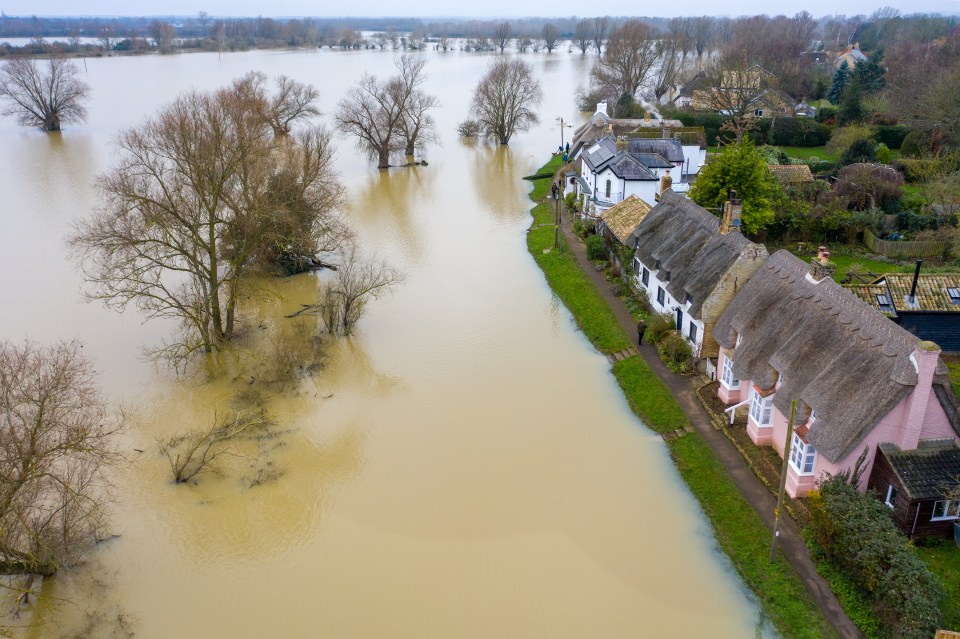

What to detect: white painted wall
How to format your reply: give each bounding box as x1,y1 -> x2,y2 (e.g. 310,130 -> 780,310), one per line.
632,256 -> 704,355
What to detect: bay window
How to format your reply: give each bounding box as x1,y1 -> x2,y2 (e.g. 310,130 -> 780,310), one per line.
721,355 -> 739,388
789,432 -> 816,475
749,387 -> 773,425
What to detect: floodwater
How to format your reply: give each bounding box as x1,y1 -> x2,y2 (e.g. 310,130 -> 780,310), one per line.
0,48 -> 775,637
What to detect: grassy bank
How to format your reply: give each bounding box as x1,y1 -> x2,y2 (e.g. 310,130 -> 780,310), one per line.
523,158 -> 836,639
917,541 -> 960,630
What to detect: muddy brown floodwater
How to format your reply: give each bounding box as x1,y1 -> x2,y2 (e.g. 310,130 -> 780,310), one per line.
0,47 -> 776,637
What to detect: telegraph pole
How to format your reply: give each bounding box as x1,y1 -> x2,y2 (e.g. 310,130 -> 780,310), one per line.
770,399 -> 798,563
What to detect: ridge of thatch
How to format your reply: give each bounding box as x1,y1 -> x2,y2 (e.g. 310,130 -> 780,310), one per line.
767,164 -> 814,185
600,195 -> 653,244
713,250 -> 940,464
630,190 -> 765,319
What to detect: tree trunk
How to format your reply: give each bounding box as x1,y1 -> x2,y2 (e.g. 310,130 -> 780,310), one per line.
377,142 -> 390,169
43,113 -> 61,132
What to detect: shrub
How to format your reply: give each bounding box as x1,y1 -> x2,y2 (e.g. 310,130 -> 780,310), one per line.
900,130 -> 931,158
564,191 -> 579,213
875,143 -> 892,165
657,332 -> 693,373
585,234 -> 606,260
873,125 -> 910,149
769,117 -> 832,147
571,219 -> 589,240
816,105 -> 838,124
457,119 -> 481,138
646,313 -> 675,346
834,164 -> 904,212
808,476 -> 945,639
841,138 -> 878,166
826,125 -> 875,157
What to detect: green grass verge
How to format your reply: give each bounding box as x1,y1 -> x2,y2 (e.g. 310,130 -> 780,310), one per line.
944,355 -> 960,396
669,435 -> 838,639
611,357 -> 688,434
808,549 -> 882,638
779,146 -> 839,162
523,156 -> 837,639
528,154 -> 564,201
916,542 -> 960,631
785,248 -> 913,283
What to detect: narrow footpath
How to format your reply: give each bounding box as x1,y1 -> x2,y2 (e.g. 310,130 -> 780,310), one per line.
554,199 -> 863,639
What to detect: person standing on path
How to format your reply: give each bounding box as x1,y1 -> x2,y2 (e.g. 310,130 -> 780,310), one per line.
637,319 -> 647,345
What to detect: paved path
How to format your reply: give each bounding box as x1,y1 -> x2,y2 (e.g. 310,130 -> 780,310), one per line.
551,198 -> 863,639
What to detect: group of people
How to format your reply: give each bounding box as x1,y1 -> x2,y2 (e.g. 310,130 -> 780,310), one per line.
556,141 -> 570,162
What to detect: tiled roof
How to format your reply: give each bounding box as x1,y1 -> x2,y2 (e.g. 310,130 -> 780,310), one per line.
627,138 -> 684,163
606,153 -> 657,181
844,284 -> 897,317
879,273 -> 960,313
599,195 -> 653,244
632,152 -> 674,169
767,164 -> 814,185
881,440 -> 960,500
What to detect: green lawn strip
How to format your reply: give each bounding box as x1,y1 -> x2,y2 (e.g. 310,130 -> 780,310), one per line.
669,434 -> 839,639
783,248 -> 912,283
807,551 -> 882,638
523,156 -> 836,639
917,542 -> 960,630
944,355 -> 960,396
611,357 -> 687,434
779,146 -> 839,162
528,155 -> 564,201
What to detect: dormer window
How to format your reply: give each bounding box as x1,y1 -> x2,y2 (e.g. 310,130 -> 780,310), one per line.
876,294 -> 893,312
948,288 -> 960,304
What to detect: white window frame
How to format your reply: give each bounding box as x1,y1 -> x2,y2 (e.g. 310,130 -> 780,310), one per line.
688,322 -> 698,343
931,500 -> 960,521
789,432 -> 816,475
749,387 -> 773,426
884,485 -> 897,509
720,354 -> 739,389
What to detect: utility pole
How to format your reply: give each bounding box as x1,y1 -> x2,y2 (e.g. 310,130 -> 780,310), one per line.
555,182 -> 561,249
770,399 -> 798,563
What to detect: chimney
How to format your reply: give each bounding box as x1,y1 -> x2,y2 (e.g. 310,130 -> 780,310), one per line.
909,259 -> 922,305
659,169 -> 672,197
719,190 -> 742,235
644,110 -> 651,123
596,102 -> 608,115
810,246 -> 836,282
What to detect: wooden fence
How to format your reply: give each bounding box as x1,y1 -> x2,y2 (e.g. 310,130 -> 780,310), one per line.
863,229 -> 948,259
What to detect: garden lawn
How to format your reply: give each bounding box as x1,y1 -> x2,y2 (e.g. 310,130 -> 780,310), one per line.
779,146 -> 839,162
916,542 -> 960,631
943,355 -> 960,396
785,249 -> 913,283
523,157 -> 838,639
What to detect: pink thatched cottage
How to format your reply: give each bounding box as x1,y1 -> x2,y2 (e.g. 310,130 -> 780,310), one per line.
711,250 -> 960,514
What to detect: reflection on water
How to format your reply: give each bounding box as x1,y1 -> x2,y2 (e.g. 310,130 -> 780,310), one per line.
1,47 -> 776,638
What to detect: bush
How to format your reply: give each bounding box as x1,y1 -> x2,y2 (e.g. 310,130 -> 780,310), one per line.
841,139 -> 878,166
646,313 -> 675,346
571,219 -> 589,240
826,125 -> 875,157
834,164 -> 904,212
875,143 -> 891,165
873,125 -> 910,150
816,105 -> 838,124
564,191 -> 579,213
657,332 -> 693,373
457,119 -> 481,138
769,117 -> 832,147
900,130 -> 931,158
585,234 -> 607,260
808,475 -> 945,639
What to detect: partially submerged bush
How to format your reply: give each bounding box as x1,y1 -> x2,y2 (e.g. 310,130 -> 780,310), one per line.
457,119 -> 481,138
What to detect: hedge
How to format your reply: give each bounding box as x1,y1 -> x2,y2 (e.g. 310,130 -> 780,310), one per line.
873,125 -> 911,150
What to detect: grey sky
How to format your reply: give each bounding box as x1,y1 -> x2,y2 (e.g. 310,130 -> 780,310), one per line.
6,0 -> 960,18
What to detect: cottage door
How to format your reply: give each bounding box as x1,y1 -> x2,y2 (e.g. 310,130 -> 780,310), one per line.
675,307 -> 683,333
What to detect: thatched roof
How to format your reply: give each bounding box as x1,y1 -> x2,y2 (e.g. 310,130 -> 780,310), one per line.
713,250 -> 960,464
600,195 -> 653,244
630,190 -> 767,320
767,164 -> 814,185
879,440 -> 960,500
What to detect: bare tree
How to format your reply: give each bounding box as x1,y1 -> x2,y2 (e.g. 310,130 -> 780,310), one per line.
0,340 -> 124,577
98,25 -> 114,52
399,89 -> 439,157
698,56 -> 770,142
691,16 -> 714,59
159,411 -> 269,484
493,22 -> 512,53
470,58 -> 543,145
263,74 -> 320,136
591,20 -> 660,102
304,245 -> 402,335
72,78 -> 344,360
650,36 -> 683,103
335,56 -> 431,168
592,16 -> 611,54
573,20 -> 591,54
0,56 -> 90,132
437,34 -> 451,51
148,20 -> 176,52
541,23 -> 561,53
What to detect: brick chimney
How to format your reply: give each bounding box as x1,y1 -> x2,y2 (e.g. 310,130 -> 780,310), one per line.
596,102 -> 608,115
719,191 -> 742,235
659,169 -> 672,197
899,341 -> 942,450
644,110 -> 651,123
809,246 -> 836,282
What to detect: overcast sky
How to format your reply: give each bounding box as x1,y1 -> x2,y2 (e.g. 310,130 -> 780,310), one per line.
6,0 -> 960,18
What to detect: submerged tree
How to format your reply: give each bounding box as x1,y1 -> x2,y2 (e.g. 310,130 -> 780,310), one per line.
72,77 -> 345,360
0,340 -> 124,577
335,56 -> 436,168
0,55 -> 90,131
469,58 -> 543,145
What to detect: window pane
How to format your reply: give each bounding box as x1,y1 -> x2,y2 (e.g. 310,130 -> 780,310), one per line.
933,501 -> 947,519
